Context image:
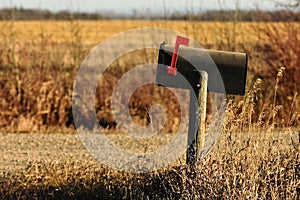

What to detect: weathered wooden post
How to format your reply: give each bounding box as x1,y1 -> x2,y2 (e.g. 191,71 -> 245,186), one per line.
186,70 -> 208,166
155,36 -> 248,167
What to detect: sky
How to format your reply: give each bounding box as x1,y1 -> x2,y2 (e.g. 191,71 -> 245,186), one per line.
0,0 -> 292,14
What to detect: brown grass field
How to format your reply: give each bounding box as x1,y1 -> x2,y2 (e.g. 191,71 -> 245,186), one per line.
0,20 -> 299,199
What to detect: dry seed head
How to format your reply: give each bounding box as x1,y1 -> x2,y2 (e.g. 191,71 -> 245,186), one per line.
255,78 -> 262,86
277,72 -> 283,80
277,67 -> 286,81
280,66 -> 286,72
253,78 -> 262,90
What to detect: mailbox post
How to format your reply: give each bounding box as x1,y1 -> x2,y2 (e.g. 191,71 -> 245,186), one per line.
156,36 -> 248,167
186,70 -> 208,166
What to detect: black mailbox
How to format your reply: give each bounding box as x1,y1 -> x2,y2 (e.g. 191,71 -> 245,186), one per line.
156,42 -> 248,95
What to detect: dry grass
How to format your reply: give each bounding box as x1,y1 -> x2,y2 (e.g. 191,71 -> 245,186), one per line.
0,20 -> 299,132
0,20 -> 299,199
0,130 -> 299,199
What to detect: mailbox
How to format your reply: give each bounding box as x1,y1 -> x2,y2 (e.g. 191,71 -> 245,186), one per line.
155,37 -> 248,166
156,42 -> 248,95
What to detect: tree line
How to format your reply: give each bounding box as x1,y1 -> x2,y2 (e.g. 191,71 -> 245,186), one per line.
0,7 -> 299,21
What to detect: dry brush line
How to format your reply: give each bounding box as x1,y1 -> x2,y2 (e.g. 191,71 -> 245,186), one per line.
0,21 -> 299,132
257,22 -> 300,119
226,66 -> 299,133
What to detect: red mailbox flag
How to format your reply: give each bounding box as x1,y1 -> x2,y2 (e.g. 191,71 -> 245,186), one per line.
168,36 -> 190,75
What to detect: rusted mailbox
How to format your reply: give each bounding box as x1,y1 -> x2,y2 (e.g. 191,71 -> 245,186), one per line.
156,36 -> 248,166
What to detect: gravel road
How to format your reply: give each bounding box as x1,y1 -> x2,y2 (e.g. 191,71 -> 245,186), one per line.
0,134 -> 95,173
0,130 -> 298,173
0,133 -> 187,173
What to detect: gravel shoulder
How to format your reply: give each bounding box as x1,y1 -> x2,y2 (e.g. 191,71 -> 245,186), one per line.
0,134 -> 94,173
0,130 -> 298,173
0,133 -> 185,173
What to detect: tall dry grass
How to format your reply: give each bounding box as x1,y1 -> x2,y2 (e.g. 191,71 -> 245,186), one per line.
0,20 -> 299,132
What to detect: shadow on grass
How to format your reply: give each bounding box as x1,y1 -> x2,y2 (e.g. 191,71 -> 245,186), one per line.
0,165 -> 227,199
1,150 -> 299,199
